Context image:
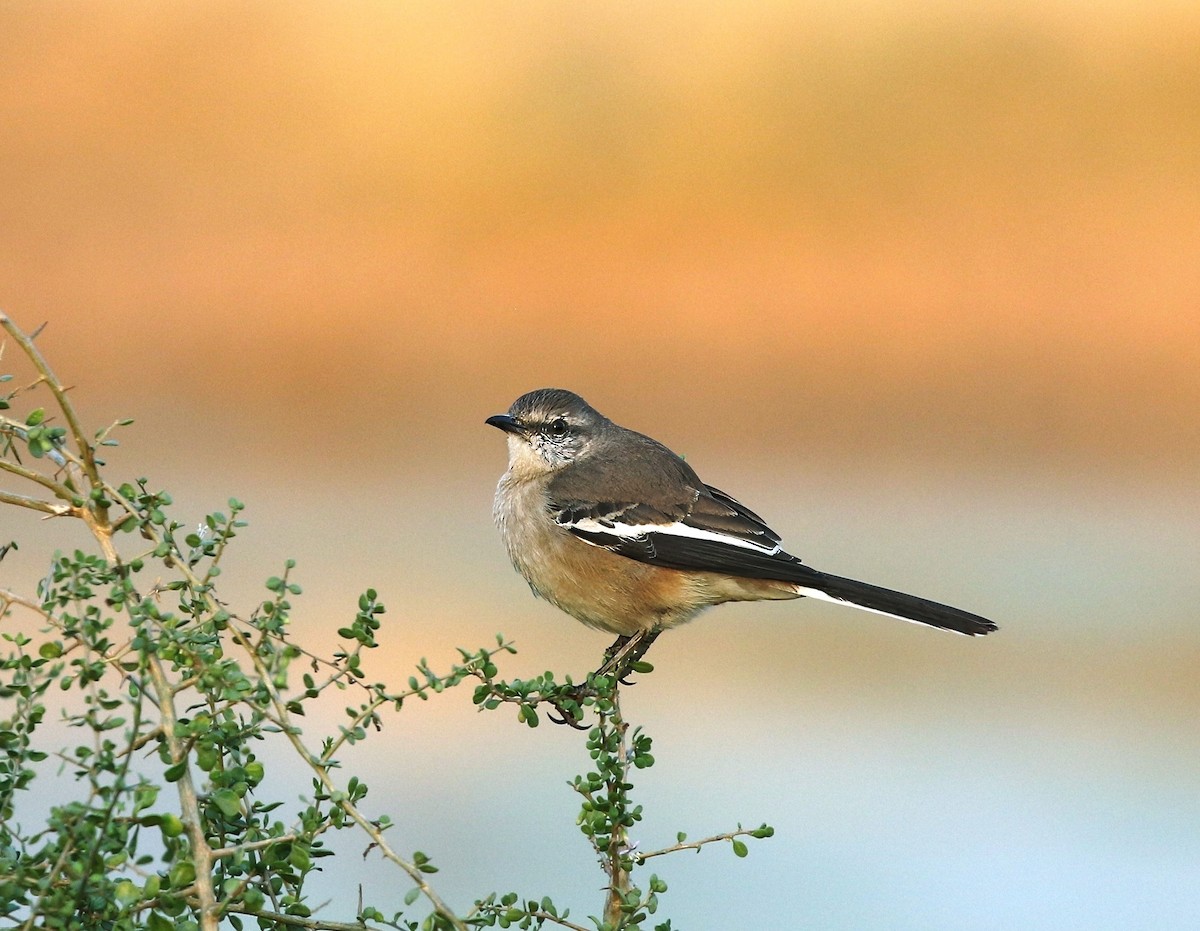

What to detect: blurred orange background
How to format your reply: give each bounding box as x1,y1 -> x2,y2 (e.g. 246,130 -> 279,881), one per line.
2,3 -> 1198,928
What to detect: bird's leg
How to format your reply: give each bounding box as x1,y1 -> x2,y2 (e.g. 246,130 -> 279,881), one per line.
546,629 -> 663,727
600,633 -> 635,669
594,627 -> 661,683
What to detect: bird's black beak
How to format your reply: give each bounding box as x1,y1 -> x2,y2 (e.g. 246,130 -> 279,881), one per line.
486,414 -> 524,435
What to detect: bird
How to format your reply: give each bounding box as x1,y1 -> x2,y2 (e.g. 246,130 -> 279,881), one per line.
487,388 -> 996,675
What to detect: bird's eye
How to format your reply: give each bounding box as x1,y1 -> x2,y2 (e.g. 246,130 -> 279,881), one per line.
547,417 -> 569,438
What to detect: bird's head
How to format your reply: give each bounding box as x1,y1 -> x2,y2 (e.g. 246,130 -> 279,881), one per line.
486,388 -> 604,473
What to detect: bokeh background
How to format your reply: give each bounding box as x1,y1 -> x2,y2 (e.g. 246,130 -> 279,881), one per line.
2,2 -> 1198,928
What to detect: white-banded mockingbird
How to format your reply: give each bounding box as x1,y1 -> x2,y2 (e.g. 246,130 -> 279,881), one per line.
488,388 -> 996,675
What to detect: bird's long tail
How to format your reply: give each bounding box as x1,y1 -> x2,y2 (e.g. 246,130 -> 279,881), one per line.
793,570 -> 997,636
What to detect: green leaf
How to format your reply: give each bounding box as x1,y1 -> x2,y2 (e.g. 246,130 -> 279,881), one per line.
243,886 -> 265,912
114,879 -> 139,907
212,788 -> 242,818
731,839 -> 748,858
25,407 -> 45,426
38,641 -> 63,659
168,860 -> 197,887
404,887 -> 421,906
134,783 -> 160,812
196,745 -> 218,772
147,913 -> 174,931
290,845 -> 313,870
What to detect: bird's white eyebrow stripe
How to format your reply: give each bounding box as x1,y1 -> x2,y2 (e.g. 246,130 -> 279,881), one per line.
563,516 -> 782,555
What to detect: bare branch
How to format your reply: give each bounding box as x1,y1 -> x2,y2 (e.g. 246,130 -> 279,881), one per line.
0,588 -> 55,621
0,314 -> 103,493
0,488 -> 73,516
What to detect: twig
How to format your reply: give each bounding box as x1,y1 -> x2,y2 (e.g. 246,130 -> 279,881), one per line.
507,911 -> 591,931
0,488 -> 72,516
319,647 -> 507,763
70,684 -> 146,917
224,623 -> 469,931
221,908 -> 388,931
2,314 -> 219,930
210,833 -> 302,860
144,652 -> 220,931
0,588 -> 55,621
634,828 -> 763,864
0,314 -> 104,494
0,313 -> 473,930
0,445 -> 78,501
602,686 -> 631,929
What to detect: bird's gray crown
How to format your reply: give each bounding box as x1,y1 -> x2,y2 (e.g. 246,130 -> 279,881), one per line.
507,388 -> 602,425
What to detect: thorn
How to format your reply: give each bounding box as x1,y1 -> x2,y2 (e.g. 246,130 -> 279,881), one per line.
30,321 -> 48,340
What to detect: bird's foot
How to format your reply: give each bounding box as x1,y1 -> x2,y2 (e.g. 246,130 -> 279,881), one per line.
542,629 -> 662,727
593,628 -> 661,683
544,682 -> 597,729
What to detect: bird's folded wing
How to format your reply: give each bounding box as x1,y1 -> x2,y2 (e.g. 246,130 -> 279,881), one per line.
549,477 -> 999,636
549,479 -> 802,578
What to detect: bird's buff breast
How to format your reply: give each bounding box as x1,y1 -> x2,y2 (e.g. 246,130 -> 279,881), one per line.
492,474 -> 706,636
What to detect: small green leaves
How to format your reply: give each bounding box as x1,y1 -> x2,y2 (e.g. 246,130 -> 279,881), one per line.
38,641 -> 62,659
264,575 -> 296,594
211,787 -> 242,819
0,312 -> 774,931
412,850 -> 439,874
168,859 -> 196,888
146,913 -> 175,931
516,703 -> 540,727
163,760 -> 188,783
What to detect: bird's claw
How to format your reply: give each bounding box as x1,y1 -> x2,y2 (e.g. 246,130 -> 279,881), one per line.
546,705 -> 589,730
544,684 -> 595,729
